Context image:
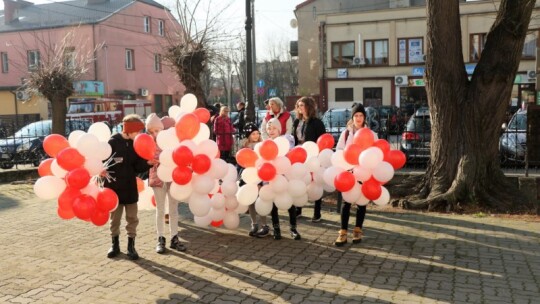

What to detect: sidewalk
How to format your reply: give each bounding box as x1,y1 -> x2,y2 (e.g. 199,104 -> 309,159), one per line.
0,182 -> 539,303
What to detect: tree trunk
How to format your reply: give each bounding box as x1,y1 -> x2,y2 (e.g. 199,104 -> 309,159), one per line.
404,0 -> 536,212
49,93 -> 69,136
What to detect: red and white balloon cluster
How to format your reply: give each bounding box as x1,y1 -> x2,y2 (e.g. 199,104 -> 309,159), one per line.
33,122 -> 118,226
133,94 -> 243,229
322,129 -> 406,206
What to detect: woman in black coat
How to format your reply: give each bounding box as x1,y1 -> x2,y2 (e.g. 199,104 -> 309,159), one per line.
292,96 -> 326,222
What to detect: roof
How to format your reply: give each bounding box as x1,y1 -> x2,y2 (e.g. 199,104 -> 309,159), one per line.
0,0 -> 167,33
295,0 -> 317,11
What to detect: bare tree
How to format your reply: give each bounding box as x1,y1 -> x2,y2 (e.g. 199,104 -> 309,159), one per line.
20,29 -> 98,135
398,0 -> 536,212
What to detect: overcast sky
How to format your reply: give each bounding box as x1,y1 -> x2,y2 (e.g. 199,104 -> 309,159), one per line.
0,0 -> 305,61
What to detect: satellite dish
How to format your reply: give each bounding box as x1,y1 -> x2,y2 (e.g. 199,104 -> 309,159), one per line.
290,19 -> 298,29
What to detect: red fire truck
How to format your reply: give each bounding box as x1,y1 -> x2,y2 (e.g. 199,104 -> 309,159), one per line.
66,97 -> 152,123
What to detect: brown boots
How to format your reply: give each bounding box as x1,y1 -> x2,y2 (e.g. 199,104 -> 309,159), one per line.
335,227 -> 363,247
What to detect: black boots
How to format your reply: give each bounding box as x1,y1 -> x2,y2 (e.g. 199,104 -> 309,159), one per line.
170,235 -> 187,252
156,236 -> 166,254
273,226 -> 282,240
127,237 -> 139,260
290,226 -> 301,240
107,236 -> 120,258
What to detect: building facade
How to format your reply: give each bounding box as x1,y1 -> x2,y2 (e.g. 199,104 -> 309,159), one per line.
294,0 -> 539,110
0,0 -> 185,125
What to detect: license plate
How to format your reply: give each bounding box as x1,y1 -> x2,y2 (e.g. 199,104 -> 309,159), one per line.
1,154 -> 10,159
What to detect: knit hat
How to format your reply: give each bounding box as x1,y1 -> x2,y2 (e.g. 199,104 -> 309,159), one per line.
161,116 -> 176,130
266,117 -> 282,134
145,113 -> 164,130
244,122 -> 259,137
351,103 -> 366,118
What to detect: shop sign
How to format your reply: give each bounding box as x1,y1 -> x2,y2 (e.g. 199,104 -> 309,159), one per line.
73,81 -> 104,96
408,79 -> 425,87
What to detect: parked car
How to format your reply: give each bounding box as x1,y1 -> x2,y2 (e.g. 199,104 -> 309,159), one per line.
321,106 -> 380,146
499,109 -> 526,163
400,107 -> 431,162
377,105 -> 402,134
0,119 -> 92,169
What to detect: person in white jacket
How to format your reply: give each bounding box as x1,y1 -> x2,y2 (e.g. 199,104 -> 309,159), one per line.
260,97 -> 293,140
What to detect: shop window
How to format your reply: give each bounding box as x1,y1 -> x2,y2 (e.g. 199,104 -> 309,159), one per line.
364,39 -> 388,66
522,30 -> 538,59
363,87 -> 382,107
335,88 -> 353,102
398,37 -> 424,65
470,33 -> 487,62
331,41 -> 355,68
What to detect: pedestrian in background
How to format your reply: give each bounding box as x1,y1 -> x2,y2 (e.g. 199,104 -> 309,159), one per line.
260,97 -> 292,140
234,101 -> 246,137
214,106 -> 235,162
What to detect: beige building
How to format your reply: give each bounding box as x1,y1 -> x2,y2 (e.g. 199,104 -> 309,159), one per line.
294,0 -> 539,111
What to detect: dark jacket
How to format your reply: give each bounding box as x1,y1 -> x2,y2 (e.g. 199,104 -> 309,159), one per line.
104,133 -> 151,204
292,117 -> 326,145
234,107 -> 246,136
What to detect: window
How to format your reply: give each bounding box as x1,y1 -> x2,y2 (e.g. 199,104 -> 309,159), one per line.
158,19 -> 164,36
335,88 -> 353,102
398,37 -> 424,64
363,88 -> 382,107
63,47 -> 75,69
154,94 -> 163,114
470,33 -> 487,62
364,40 -> 388,65
1,52 -> 8,73
522,30 -> 538,59
331,41 -> 355,67
125,49 -> 134,70
154,54 -> 162,73
27,50 -> 40,70
143,16 -> 151,33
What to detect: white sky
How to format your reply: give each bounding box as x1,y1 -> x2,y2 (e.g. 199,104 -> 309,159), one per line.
0,0 -> 305,61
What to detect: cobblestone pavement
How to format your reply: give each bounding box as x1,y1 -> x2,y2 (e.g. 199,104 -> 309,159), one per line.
0,182 -> 539,304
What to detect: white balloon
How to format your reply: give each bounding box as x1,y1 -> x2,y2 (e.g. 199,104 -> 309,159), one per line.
76,133 -> 100,158
192,123 -> 210,144
159,149 -> 175,167
88,122 -> 111,142
342,182 -> 361,203
353,166 -> 372,182
305,156 -> 321,173
318,148 -> 333,168
97,142 -> 112,161
188,193 -> 211,217
169,182 -> 193,201
287,179 -> 307,198
68,130 -> 86,147
372,161 -> 395,183
241,167 -> 261,184
274,136 -> 290,157
253,142 -> 263,158
51,159 -> 67,178
81,182 -> 99,199
323,166 -> 344,188
356,187 -> 370,206
269,174 -> 288,193
84,157 -> 104,176
168,105 -> 182,119
209,158 -> 228,180
331,149 -> 354,170
179,139 -> 197,152
34,176 -> 66,200
258,184 -> 275,201
208,207 -> 226,221
359,147 -> 384,169
223,211 -> 240,229
220,180 -> 238,197
235,203 -> 249,214
157,165 -> 174,183
313,167 -> 325,185
210,192 -> 225,209
274,192 -> 293,210
302,172 -> 312,185
254,197 -> 273,216
192,174 -> 214,194
209,179 -> 220,194
302,141 -> 319,158
323,183 -> 336,193
223,164 -> 238,182
194,214 -> 212,227
157,128 -> 179,150
293,193 -> 309,207
236,184 -> 259,206
307,182 -> 324,201
180,93 -> 198,112
273,156 -> 291,175
224,196 -> 239,210
286,163 -> 308,180
373,186 -> 390,206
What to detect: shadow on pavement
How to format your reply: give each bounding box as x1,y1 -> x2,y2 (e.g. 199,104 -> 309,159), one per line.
0,193 -> 20,211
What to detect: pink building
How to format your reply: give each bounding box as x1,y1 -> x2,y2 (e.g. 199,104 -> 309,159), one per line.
0,0 -> 185,120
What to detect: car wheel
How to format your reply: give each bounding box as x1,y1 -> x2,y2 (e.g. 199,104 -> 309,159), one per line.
0,162 -> 14,170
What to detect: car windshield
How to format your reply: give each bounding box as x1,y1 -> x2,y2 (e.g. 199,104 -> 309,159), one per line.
407,116 -> 431,133
14,121 -> 51,137
507,113 -> 526,130
322,110 -> 350,128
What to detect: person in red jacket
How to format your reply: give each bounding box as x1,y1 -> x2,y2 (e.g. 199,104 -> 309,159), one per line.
213,106 -> 235,161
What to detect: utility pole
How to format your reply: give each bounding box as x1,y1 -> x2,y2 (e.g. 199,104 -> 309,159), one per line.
245,0 -> 255,123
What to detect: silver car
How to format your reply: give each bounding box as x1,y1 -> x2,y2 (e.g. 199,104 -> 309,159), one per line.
499,109 -> 526,163
400,107 -> 431,162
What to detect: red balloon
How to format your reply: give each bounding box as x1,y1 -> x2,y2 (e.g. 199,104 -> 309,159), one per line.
57,207 -> 75,220
192,154 -> 211,174
257,162 -> 277,181
91,210 -> 110,226
38,158 -> 54,177
384,150 -> 406,170
134,133 -> 157,160
362,178 -> 382,200
317,133 -> 335,151
173,145 -> 194,167
211,220 -> 223,227
334,171 -> 356,192
373,139 -> 391,155
259,140 -> 278,161
58,187 -> 81,213
72,194 -> 97,220
57,147 -> 85,171
343,143 -> 362,165
96,188 -> 118,212
172,166 -> 193,185
176,113 -> 200,140
236,148 -> 258,168
353,128 -> 375,150
194,108 -> 211,123
136,177 -> 145,193
43,134 -> 69,158
287,146 -> 308,164
65,168 -> 91,189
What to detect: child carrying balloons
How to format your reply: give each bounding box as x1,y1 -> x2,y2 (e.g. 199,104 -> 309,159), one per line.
146,114 -> 187,254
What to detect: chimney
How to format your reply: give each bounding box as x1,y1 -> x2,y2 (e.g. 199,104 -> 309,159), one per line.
3,0 -> 33,25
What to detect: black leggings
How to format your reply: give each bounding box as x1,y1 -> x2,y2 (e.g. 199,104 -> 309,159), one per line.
271,205 -> 297,228
340,202 -> 366,230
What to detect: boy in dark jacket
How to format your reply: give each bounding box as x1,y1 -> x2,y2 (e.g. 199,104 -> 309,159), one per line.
105,114 -> 154,260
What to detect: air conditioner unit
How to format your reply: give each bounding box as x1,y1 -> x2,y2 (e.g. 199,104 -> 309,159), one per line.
527,70 -> 536,81
139,88 -> 149,97
352,57 -> 365,65
394,75 -> 408,86
16,91 -> 30,101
